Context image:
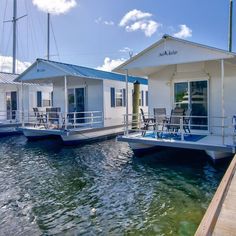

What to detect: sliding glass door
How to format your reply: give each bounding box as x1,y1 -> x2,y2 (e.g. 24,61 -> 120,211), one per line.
68,88 -> 85,123
6,91 -> 17,120
174,80 -> 208,130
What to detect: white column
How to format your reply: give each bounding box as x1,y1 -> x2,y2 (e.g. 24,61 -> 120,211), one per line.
21,81 -> 25,127
221,59 -> 225,144
64,76 -> 68,129
125,69 -> 129,135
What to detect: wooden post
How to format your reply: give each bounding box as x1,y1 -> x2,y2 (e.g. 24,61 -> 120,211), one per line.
132,80 -> 140,129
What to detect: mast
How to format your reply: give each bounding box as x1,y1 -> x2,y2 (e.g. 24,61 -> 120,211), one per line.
229,0 -> 233,52
47,13 -> 50,60
12,0 -> 17,74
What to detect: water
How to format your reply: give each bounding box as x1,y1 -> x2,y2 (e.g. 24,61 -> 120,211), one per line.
0,136 -> 230,236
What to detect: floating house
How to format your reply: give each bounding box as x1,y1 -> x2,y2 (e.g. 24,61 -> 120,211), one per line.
115,34 -> 236,160
0,72 -> 52,131
15,59 -> 148,143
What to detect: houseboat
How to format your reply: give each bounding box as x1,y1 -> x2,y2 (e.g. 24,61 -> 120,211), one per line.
14,58 -> 148,143
114,34 -> 236,160
0,71 -> 52,136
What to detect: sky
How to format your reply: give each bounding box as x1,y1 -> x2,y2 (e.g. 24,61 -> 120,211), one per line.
0,0 -> 234,73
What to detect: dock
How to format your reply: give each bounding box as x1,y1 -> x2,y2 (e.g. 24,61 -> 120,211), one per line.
195,155 -> 236,235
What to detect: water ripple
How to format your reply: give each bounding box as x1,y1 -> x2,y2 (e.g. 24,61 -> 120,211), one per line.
0,136 -> 230,235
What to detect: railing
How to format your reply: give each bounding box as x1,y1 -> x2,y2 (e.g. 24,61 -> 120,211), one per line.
0,110 -> 20,124
23,110 -> 104,130
123,113 -> 236,145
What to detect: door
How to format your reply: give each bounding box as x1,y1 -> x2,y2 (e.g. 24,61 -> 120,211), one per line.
174,80 -> 208,130
6,91 -> 17,120
75,88 -> 85,123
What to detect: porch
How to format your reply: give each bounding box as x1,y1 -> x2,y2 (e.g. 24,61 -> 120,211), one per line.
118,113 -> 236,158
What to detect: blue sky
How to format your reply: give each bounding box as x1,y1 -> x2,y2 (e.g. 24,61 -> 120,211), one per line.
0,0 -> 234,73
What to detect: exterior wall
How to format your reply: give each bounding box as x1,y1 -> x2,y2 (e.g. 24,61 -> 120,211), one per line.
0,83 -> 52,121
53,76 -> 103,113
103,79 -> 148,127
148,60 -> 236,136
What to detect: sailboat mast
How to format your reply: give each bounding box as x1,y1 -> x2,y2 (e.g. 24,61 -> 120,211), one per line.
229,0 -> 233,52
12,0 -> 17,74
47,13 -> 50,60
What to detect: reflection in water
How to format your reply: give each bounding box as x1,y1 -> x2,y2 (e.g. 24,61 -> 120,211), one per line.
0,136 -> 230,235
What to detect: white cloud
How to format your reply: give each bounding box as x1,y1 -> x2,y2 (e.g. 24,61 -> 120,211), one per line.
119,9 -> 161,37
104,21 -> 114,26
173,24 -> 192,39
0,55 -> 31,74
97,57 -> 126,72
119,9 -> 152,27
32,0 -> 77,15
95,17 -> 114,26
125,20 -> 160,37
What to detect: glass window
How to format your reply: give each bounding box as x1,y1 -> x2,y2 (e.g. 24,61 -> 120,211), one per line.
68,89 -> 75,112
174,81 -> 208,130
116,89 -> 123,107
174,82 -> 189,110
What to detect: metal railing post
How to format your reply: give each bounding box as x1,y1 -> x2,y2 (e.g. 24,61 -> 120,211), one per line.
91,112 -> 93,128
180,117 -> 184,141
125,114 -> 129,136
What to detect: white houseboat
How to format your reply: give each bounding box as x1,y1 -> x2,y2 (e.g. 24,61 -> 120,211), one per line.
0,71 -> 52,136
115,34 -> 236,160
15,58 -> 148,143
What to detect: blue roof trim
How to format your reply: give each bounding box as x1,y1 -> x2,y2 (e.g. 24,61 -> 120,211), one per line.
38,58 -> 148,85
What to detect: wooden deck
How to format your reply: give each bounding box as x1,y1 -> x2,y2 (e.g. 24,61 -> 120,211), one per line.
195,155 -> 236,236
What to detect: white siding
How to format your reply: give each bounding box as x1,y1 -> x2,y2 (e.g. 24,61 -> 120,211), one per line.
103,79 -> 148,127
53,77 -> 103,113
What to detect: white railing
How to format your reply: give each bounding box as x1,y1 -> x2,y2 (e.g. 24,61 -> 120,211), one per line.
0,110 -> 20,124
123,113 -> 236,145
22,110 -> 103,130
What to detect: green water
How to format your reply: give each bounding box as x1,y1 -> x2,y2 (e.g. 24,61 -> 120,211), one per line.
0,136 -> 230,235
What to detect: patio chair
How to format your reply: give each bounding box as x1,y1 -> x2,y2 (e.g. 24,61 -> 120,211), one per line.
153,108 -> 168,131
183,108 -> 192,134
33,107 -> 47,127
166,107 -> 185,133
46,107 -> 61,127
140,108 -> 155,135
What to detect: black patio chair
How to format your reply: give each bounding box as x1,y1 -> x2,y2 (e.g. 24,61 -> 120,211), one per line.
140,108 -> 155,136
33,107 -> 47,127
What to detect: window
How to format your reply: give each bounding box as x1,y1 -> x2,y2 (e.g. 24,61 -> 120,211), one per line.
37,91 -> 42,107
116,89 -> 123,107
145,91 -> 148,106
110,88 -> 125,107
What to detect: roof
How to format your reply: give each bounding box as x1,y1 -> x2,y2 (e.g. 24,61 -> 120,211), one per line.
16,58 -> 148,85
114,34 -> 236,73
0,72 -> 19,84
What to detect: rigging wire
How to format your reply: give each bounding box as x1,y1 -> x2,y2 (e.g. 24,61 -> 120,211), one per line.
50,18 -> 61,61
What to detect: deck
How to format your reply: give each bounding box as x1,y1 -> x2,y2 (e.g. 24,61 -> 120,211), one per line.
117,131 -> 236,153
195,155 -> 236,235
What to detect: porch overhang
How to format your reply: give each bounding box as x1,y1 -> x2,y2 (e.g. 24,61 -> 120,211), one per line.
114,34 -> 236,77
